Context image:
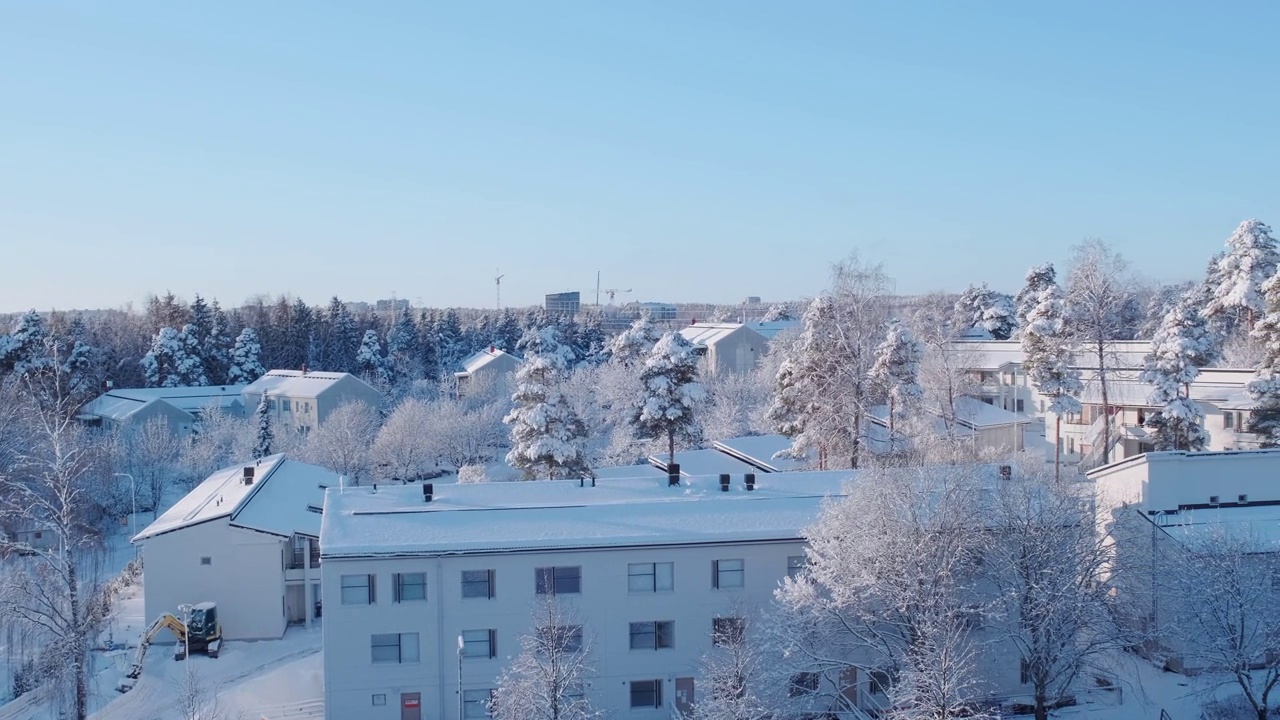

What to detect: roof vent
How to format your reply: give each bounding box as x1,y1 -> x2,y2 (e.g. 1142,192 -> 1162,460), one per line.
719,474 -> 730,492
242,467 -> 255,485
745,473 -> 756,491
422,483 -> 433,503
668,462 -> 681,487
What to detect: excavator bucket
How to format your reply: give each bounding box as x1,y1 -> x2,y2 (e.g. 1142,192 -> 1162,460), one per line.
115,678 -> 136,694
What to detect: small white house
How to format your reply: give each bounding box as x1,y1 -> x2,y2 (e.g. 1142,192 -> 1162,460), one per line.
678,323 -> 769,376
453,346 -> 520,397
133,455 -> 338,641
243,370 -> 382,432
77,385 -> 247,433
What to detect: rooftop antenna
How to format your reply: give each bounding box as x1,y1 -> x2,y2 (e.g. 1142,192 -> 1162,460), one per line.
494,269 -> 504,310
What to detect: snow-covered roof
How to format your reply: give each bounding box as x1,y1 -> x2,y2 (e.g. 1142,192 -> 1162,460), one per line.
713,435 -> 814,472
947,340 -> 1152,372
79,385 -> 246,422
949,396 -> 1030,428
678,323 -> 765,349
134,455 -> 338,542
242,370 -> 358,399
647,448 -> 761,477
457,347 -> 518,375
321,471 -> 855,558
745,320 -> 800,341
1076,369 -> 1254,409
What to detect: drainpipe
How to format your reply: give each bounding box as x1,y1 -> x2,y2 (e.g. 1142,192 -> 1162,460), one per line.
436,557 -> 448,720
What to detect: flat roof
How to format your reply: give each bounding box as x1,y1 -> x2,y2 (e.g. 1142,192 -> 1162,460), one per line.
320,471 -> 854,558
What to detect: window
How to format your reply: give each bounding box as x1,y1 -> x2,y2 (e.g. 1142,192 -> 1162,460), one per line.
200,556 -> 212,566
32,532 -> 42,540
628,562 -> 674,592
789,672 -> 819,697
713,559 -> 743,589
463,689 -> 494,719
372,694 -> 387,706
786,555 -> 807,579
1015,399 -> 1025,413
1225,411 -> 1234,429
1020,659 -> 1031,685
395,573 -> 427,602
1239,494 -> 1249,504
712,617 -> 745,647
462,629 -> 496,659
537,625 -> 584,653
463,569 -> 496,599
281,399 -> 291,412
869,670 -> 892,695
341,574 -> 375,605
370,633 -> 419,664
536,566 -> 581,595
630,680 -> 663,709
304,401 -> 312,414
630,621 -> 674,650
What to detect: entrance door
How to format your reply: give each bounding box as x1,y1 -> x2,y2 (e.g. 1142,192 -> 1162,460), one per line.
401,692 -> 421,720
675,677 -> 694,717
285,584 -> 306,625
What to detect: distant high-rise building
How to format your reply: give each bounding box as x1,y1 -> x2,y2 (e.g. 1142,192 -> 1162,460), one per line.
545,291 -> 580,318
375,298 -> 411,313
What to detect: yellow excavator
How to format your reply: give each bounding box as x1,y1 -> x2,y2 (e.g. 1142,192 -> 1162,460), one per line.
117,602 -> 222,692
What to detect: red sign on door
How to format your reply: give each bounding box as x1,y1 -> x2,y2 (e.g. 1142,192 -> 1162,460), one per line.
403,698 -> 420,708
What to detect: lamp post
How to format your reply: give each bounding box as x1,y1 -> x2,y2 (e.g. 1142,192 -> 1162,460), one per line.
457,634 -> 464,720
178,603 -> 193,662
113,473 -> 137,558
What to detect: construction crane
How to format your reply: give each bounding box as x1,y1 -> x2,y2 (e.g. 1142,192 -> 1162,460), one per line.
117,602 -> 222,692
494,269 -> 504,310
603,288 -> 632,304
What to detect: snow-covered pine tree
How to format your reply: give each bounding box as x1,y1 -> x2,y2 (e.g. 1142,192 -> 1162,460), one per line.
140,325 -> 208,388
1247,269 -> 1280,446
632,331 -> 705,467
323,297 -> 360,373
189,294 -> 213,342
0,310 -> 53,377
496,309 -> 523,354
416,309 -> 441,383
253,393 -> 274,459
868,319 -> 923,453
203,299 -> 232,385
953,283 -> 1018,340
438,309 -> 465,373
504,325 -> 592,480
1140,293 -> 1215,451
1021,282 -> 1083,478
175,324 -> 209,386
762,303 -> 794,322
1204,219 -> 1279,331
356,329 -> 391,386
227,327 -> 267,384
386,307 -> 419,382
1014,263 -> 1056,330
608,314 -> 659,368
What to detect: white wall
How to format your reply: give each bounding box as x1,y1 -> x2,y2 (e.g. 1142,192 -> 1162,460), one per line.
141,521 -> 287,642
1091,450 -> 1280,516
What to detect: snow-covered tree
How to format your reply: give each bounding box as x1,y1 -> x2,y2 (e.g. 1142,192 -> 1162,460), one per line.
253,393 -> 273,460
355,329 -> 391,386
140,325 -> 208,388
0,310 -> 54,378
425,397 -> 507,470
633,331 -> 705,467
1248,269 -> 1280,445
114,416 -> 184,512
202,299 -> 232,385
490,597 -> 601,720
868,320 -> 923,452
1163,525 -> 1280,720
372,398 -> 436,482
321,297 -> 359,373
1140,292 -> 1215,452
299,399 -> 380,484
1021,282 -> 1082,478
700,369 -> 771,444
762,303 -> 794,322
1014,263 -> 1057,331
1066,239 -> 1132,464
690,611 -> 778,720
226,327 -> 266,384
775,464 -> 991,720
954,283 -> 1017,340
386,307 -> 419,383
1204,218 -> 1279,331
505,326 -> 592,480
987,460 -> 1123,720
180,406 -> 256,483
608,315 -> 659,368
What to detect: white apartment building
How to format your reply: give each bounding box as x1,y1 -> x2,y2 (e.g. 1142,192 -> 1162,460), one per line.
319,471 -> 862,720
242,369 -> 382,433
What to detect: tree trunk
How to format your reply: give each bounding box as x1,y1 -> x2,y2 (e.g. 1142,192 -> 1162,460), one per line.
68,559 -> 87,720
668,431 -> 675,468
851,408 -> 862,469
887,397 -> 896,454
1096,342 -> 1112,464
1034,694 -> 1049,720
1054,414 -> 1062,482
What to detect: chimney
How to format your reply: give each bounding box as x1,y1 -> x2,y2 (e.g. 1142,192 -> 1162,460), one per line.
490,345 -> 496,353
300,364 -> 308,375
422,483 -> 433,503
105,379 -> 114,390
372,483 -> 378,494
667,462 -> 681,487
242,466 -> 255,485
744,473 -> 756,491
719,474 -> 730,492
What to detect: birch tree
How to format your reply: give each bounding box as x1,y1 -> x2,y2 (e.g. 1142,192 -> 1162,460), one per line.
491,597 -> 601,720
299,399 -> 380,484
1065,239 -> 1132,465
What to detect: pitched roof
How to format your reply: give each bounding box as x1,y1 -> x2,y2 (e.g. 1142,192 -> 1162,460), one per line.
242,370 -> 360,398
78,385 -> 246,421
713,434 -> 814,472
134,455 -> 338,542
678,323 -> 765,348
457,347 -> 518,375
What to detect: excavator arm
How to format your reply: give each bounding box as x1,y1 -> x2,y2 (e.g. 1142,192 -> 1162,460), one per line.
122,614 -> 186,681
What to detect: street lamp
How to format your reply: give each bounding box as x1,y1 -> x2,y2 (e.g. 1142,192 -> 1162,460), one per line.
113,472 -> 137,558
457,634 -> 465,720
178,603 -> 193,663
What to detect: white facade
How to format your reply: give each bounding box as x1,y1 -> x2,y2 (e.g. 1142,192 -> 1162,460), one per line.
678,323 -> 769,376
134,455 -> 337,641
242,370 -> 382,432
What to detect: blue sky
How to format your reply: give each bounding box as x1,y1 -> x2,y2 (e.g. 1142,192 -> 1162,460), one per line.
2,2 -> 1277,313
